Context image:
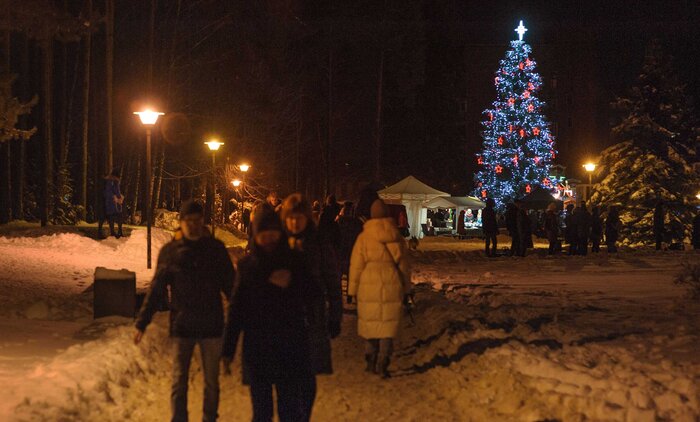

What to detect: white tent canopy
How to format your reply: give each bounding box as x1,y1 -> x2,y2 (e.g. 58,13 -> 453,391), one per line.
378,176 -> 449,238
423,196 -> 485,211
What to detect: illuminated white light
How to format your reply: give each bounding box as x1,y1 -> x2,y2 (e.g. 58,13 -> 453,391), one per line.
515,20 -> 528,41
134,109 -> 164,125
239,164 -> 250,172
583,163 -> 596,172
205,140 -> 223,151
232,179 -> 242,187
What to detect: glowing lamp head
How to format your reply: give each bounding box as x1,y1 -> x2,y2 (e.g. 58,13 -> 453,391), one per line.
239,164 -> 250,173
205,140 -> 223,151
134,109 -> 164,126
583,163 -> 597,172
696,192 -> 700,200
232,179 -> 242,187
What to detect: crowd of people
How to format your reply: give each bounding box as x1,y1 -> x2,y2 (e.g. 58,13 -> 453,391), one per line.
133,186 -> 411,422
493,199 -> 700,257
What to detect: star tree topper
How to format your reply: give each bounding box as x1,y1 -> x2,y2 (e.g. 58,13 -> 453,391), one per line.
515,20 -> 528,41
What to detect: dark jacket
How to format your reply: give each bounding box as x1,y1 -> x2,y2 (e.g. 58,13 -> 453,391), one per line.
103,175 -> 122,216
574,208 -> 592,240
457,211 -> 467,235
653,204 -> 665,235
136,233 -> 235,338
590,211 -> 603,237
605,211 -> 620,243
564,210 -> 577,243
338,215 -> 363,274
517,208 -> 533,248
481,206 -> 498,235
544,210 -> 560,240
288,228 -> 342,374
505,205 -> 518,237
222,247 -> 319,384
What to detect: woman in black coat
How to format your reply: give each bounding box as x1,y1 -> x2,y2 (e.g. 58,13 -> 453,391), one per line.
281,194 -> 343,376
223,206 -> 320,422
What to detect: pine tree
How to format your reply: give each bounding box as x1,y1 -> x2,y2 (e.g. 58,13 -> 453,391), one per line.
474,21 -> 556,209
591,40 -> 698,245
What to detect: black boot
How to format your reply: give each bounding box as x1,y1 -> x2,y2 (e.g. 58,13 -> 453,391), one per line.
377,357 -> 390,379
365,353 -> 377,373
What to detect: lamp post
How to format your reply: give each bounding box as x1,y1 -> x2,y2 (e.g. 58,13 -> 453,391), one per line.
134,109 -> 164,269
205,140 -> 223,236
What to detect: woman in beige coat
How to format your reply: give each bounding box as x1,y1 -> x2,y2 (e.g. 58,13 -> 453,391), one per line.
348,199 -> 411,378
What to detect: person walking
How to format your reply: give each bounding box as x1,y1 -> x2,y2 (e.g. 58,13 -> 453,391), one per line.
505,203 -> 519,256
653,200 -> 665,250
564,204 -> 577,255
590,206 -> 603,253
481,198 -> 498,257
134,200 -> 235,422
223,206 -> 319,422
574,203 -> 592,256
605,205 -> 621,253
348,199 -> 411,378
98,168 -> 124,239
281,194 -> 343,379
544,203 -> 560,255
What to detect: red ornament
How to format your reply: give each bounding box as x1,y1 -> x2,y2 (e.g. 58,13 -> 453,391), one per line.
495,164 -> 503,174
494,77 -> 499,85
519,129 -> 526,138
509,125 -> 514,132
543,178 -> 551,186
523,90 -> 530,99
525,58 -> 533,67
512,154 -> 519,164
477,156 -> 483,165
533,127 -> 540,136
550,149 -> 556,158
498,136 -> 504,145
528,82 -> 535,91
525,184 -> 531,193
548,137 -> 554,144
481,190 -> 488,198
508,97 -> 515,106
527,104 -> 535,112
488,112 -> 493,121
518,62 -> 524,70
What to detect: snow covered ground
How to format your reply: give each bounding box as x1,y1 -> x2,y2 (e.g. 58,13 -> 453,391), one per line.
0,226 -> 698,421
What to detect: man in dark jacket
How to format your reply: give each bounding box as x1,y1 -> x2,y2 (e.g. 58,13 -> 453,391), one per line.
653,200 -> 665,250
606,205 -> 621,253
516,200 -> 532,257
223,205 -> 319,422
505,203 -> 519,256
481,198 -> 498,257
565,204 -> 577,255
134,200 -> 235,422
544,203 -> 560,255
590,206 -> 603,253
574,203 -> 592,256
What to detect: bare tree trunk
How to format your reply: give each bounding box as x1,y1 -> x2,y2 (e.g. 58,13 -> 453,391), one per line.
105,0 -> 114,171
130,155 -> 140,224
13,34 -> 30,220
374,49 -> 384,182
0,31 -> 11,223
40,37 -> 54,226
80,0 -> 92,221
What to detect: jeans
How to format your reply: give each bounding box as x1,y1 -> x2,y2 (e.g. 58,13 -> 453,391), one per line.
249,377 -> 317,422
171,337 -> 223,422
484,233 -> 497,256
365,338 -> 394,360
98,212 -> 123,237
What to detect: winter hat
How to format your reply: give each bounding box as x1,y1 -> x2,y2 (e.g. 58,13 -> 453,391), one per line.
370,199 -> 388,219
252,204 -> 283,235
179,200 -> 204,220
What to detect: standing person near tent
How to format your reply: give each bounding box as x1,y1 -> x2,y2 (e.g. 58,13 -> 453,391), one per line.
606,205 -> 621,253
223,205 -> 319,422
481,199 -> 498,257
348,199 -> 411,378
457,209 -> 467,238
564,204 -> 577,255
505,203 -> 519,256
544,203 -> 560,255
134,200 -> 235,422
590,206 -> 603,253
280,194 -> 343,378
98,168 -> 125,239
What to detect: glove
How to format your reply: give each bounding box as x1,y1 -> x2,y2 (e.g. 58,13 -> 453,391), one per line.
328,320 -> 341,339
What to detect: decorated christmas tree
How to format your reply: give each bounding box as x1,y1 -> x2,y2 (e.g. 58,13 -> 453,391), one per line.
590,40 -> 698,244
474,21 -> 556,209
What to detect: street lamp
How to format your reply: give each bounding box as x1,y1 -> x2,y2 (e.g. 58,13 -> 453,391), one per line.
232,179 -> 242,187
583,162 -> 596,185
239,163 -> 250,173
134,109 -> 163,269
205,139 -> 223,236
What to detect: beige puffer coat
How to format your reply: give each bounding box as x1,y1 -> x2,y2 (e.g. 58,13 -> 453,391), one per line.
348,217 -> 411,339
